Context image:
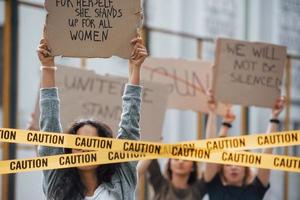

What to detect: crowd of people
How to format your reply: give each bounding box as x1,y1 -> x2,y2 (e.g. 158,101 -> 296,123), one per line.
35,27 -> 286,200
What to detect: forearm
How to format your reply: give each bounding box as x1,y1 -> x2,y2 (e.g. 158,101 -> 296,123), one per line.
219,113 -> 234,137
258,96 -> 285,187
147,159 -> 166,190
117,84 -> 142,140
206,112 -> 217,138
137,160 -> 152,176
263,124 -> 278,154
219,126 -> 230,137
257,119 -> 279,186
204,111 -> 219,182
264,117 -> 279,154
41,68 -> 56,88
129,63 -> 141,86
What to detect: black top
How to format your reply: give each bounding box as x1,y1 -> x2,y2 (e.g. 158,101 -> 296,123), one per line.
148,160 -> 207,200
207,174 -> 270,200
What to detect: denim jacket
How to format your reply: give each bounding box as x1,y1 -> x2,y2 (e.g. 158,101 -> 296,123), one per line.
38,84 -> 142,200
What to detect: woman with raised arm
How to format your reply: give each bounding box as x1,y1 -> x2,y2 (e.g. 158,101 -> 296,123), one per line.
37,35 -> 148,200
136,91 -> 234,200
204,93 -> 285,200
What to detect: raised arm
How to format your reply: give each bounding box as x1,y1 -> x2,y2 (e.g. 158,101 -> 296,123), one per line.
37,37 -> 64,198
37,37 -> 62,147
117,36 -> 148,141
206,91 -> 217,139
257,96 -> 285,186
203,91 -> 218,181
138,159 -> 166,193
137,136 -> 162,177
138,136 -> 161,177
115,37 -> 148,191
137,160 -> 153,177
204,96 -> 235,182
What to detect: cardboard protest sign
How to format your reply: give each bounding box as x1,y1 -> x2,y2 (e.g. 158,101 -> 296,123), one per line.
213,38 -> 287,108
141,57 -> 227,116
45,0 -> 142,58
54,66 -> 168,141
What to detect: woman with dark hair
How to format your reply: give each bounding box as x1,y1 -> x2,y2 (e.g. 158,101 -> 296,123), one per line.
204,93 -> 285,200
137,118 -> 214,200
37,34 -> 148,200
136,94 -> 233,200
137,158 -> 206,200
165,159 -> 199,185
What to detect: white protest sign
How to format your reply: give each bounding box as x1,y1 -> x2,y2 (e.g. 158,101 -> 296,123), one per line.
50,66 -> 168,141
141,57 -> 227,116
213,38 -> 287,108
45,0 -> 142,58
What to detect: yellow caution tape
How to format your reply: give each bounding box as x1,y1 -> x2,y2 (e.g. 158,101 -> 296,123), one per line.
0,128 -> 299,152
0,149 -> 299,174
0,128 -> 299,174
183,130 -> 300,151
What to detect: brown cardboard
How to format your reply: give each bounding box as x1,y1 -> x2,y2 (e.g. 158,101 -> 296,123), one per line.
35,66 -> 168,142
142,57 -> 227,116
44,0 -> 142,58
213,38 -> 287,108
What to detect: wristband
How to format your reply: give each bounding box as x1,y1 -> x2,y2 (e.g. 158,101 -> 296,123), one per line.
222,122 -> 232,128
40,66 -> 57,71
270,118 -> 280,124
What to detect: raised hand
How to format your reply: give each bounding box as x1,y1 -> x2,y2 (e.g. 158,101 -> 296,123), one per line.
272,96 -> 286,118
38,36 -> 56,88
128,36 -> 148,85
224,105 -> 236,123
129,37 -> 148,68
37,38 -> 54,67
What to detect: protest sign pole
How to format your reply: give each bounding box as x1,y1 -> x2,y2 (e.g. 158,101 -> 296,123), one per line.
197,39 -> 204,140
283,56 -> 291,200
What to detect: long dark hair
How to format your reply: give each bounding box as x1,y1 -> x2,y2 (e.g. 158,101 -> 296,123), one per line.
48,120 -> 119,200
165,159 -> 198,185
220,165 -> 251,186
